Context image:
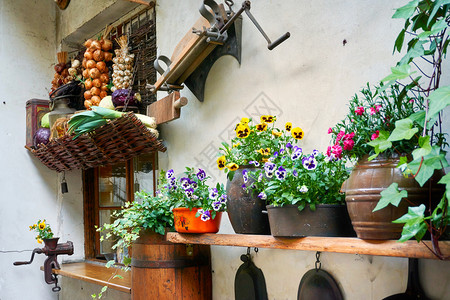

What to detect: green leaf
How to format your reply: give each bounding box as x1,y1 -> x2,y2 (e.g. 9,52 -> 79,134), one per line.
381,64 -> 415,82
373,183 -> 408,212
408,146 -> 448,186
438,173 -> 450,199
393,29 -> 406,53
123,256 -> 132,266
418,18 -> 449,40
387,118 -> 419,142
105,260 -> 115,268
367,131 -> 392,155
393,205 -> 427,242
392,0 -> 419,19
427,86 -> 450,121
428,0 -> 450,26
398,40 -> 426,65
113,275 -> 124,279
411,135 -> 432,159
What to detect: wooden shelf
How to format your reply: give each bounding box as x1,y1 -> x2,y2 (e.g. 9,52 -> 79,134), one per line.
52,262 -> 131,293
166,233 -> 450,260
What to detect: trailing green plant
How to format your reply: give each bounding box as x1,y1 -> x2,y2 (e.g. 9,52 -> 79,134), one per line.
97,189 -> 175,255
366,0 -> 450,259
245,145 -> 349,211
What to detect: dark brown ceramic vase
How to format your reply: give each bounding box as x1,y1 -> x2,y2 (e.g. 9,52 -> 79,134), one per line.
342,155 -> 442,240
226,166 -> 270,234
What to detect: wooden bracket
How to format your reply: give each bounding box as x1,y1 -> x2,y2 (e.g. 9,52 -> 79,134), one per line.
147,92 -> 188,125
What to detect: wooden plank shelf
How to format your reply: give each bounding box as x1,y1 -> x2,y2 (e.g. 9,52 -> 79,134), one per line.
52,262 -> 131,293
166,233 -> 450,260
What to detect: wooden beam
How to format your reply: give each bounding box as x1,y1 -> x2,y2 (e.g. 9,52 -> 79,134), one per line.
166,233 -> 450,260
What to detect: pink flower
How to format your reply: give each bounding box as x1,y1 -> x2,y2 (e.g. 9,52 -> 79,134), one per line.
409,99 -> 414,103
326,146 -> 332,157
336,131 -> 345,142
331,144 -> 343,158
369,105 -> 381,115
328,128 -> 332,134
371,130 -> 380,140
355,107 -> 364,116
343,139 -> 354,151
343,132 -> 355,140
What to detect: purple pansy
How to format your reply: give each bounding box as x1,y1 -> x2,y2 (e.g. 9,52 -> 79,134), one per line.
292,170 -> 298,177
166,169 -> 175,179
242,169 -> 249,184
275,166 -> 287,180
258,192 -> 267,200
212,201 -> 222,211
184,188 -> 194,198
264,162 -> 276,172
219,194 -> 227,204
180,177 -> 190,189
286,142 -> 292,149
302,156 -> 317,170
312,149 -> 319,157
249,160 -> 260,167
200,210 -> 211,221
196,169 -> 206,181
209,187 -> 219,199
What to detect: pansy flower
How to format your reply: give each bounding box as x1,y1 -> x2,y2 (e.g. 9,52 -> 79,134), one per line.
302,156 -> 317,170
264,162 -> 276,172
312,149 -> 319,157
249,160 -> 260,167
242,169 -> 249,183
217,156 -> 226,170
240,117 -> 250,124
275,166 -> 287,180
200,210 -> 211,221
196,169 -> 206,181
291,127 -> 304,140
292,170 -> 298,177
235,123 -> 251,138
184,188 -> 194,198
180,177 -> 191,189
291,147 -> 302,160
258,148 -> 271,156
285,122 -> 292,131
212,201 -> 222,211
258,173 -> 263,182
190,179 -> 198,189
166,169 -> 175,179
261,115 -> 276,123
272,130 -> 282,137
209,187 -> 219,199
219,194 -> 227,204
256,123 -> 268,131
298,185 -> 308,193
258,192 -> 267,200
226,163 -> 239,171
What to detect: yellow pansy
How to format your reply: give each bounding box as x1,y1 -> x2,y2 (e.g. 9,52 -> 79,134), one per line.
226,163 -> 239,171
235,123 -> 250,138
217,156 -> 226,170
38,221 -> 46,230
37,238 -> 43,244
233,142 -> 240,148
285,122 -> 292,131
272,130 -> 282,137
291,127 -> 304,140
240,117 -> 250,124
261,115 -> 276,123
256,123 -> 268,132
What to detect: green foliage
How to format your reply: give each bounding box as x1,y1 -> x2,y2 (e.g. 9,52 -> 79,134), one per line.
373,183 -> 408,212
97,190 -> 176,251
29,219 -> 53,243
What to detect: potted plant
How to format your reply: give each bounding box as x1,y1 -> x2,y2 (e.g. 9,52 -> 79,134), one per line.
159,167 -> 227,233
217,115 -> 304,234
98,187 -> 213,299
29,219 -> 58,249
245,145 -> 354,237
331,1 -> 450,248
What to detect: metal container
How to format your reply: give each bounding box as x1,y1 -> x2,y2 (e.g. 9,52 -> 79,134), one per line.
267,204 -> 355,237
226,166 -> 270,234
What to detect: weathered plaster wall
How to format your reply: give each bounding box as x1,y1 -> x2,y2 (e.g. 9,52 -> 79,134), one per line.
155,1 -> 450,299
0,1 -> 84,299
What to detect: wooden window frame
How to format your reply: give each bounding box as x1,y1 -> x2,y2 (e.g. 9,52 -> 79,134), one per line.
83,153 -> 157,260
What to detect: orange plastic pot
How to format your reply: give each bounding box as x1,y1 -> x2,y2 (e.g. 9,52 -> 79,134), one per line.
173,207 -> 222,233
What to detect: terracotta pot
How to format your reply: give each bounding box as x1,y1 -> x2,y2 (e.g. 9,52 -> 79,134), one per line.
342,155 -> 443,240
226,166 -> 271,234
173,207 -> 222,233
43,237 -> 60,250
267,204 -> 355,237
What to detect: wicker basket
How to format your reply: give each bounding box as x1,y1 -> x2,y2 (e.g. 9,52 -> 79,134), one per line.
29,113 -> 166,172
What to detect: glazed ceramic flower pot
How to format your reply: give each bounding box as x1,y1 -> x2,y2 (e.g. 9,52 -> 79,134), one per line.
342,155 -> 443,240
173,207 -> 222,233
226,166 -> 271,234
266,204 -> 355,237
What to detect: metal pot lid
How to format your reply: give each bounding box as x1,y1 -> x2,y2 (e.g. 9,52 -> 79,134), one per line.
297,269 -> 343,300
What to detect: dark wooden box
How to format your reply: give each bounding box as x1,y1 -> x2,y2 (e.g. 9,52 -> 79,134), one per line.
26,99 -> 50,147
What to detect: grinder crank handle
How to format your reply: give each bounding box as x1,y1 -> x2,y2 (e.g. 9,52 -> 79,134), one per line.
13,248 -> 42,266
268,32 -> 290,50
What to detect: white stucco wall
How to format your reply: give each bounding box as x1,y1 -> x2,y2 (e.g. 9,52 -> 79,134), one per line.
0,1 -> 84,299
1,1 -> 449,299
155,1 -> 450,300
